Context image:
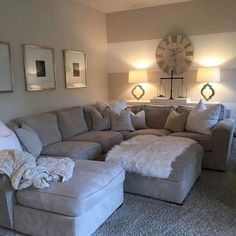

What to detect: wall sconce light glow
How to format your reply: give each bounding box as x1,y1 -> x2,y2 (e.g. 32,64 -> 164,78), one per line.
133,60 -> 151,69
199,57 -> 223,67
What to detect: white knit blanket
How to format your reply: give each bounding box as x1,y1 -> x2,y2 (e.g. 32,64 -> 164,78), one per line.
0,150 -> 75,190
106,135 -> 196,179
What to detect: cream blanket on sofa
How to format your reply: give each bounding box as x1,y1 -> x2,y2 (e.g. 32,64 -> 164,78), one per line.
106,135 -> 196,179
0,150 -> 75,190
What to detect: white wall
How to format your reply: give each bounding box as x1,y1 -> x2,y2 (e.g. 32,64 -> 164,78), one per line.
0,0 -> 108,122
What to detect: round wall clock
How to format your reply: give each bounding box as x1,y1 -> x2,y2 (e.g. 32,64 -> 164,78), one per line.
156,34 -> 194,75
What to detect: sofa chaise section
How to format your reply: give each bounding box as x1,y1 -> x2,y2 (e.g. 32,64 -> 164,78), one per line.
2,160 -> 125,236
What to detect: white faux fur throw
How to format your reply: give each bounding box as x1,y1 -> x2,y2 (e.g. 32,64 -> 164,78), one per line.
106,135 -> 196,179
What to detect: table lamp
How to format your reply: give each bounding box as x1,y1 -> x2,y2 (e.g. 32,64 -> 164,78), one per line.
129,70 -> 148,100
196,67 -> 220,101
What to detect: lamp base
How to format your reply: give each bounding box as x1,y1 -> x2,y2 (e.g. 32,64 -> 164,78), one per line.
201,83 -> 215,101
131,84 -> 145,100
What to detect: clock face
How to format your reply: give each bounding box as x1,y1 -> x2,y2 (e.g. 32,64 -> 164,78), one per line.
156,34 -> 194,75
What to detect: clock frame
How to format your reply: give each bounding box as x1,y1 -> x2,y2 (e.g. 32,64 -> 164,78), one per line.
156,34 -> 194,75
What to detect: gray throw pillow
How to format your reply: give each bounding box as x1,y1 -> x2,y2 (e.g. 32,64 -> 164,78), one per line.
14,124 -> 42,158
90,107 -> 110,131
57,107 -> 88,140
164,109 -> 188,132
111,110 -> 134,131
130,110 -> 147,130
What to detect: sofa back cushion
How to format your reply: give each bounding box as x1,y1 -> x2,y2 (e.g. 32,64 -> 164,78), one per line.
144,105 -> 173,129
16,113 -> 62,147
57,106 -> 88,140
83,105 -> 95,131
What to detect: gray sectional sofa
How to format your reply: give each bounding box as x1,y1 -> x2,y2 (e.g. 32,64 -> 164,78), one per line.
0,103 -> 234,236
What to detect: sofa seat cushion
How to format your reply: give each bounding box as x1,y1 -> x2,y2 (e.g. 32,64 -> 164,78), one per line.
126,129 -> 171,140
70,131 -> 123,153
41,141 -> 101,160
169,132 -> 212,151
16,160 -> 125,217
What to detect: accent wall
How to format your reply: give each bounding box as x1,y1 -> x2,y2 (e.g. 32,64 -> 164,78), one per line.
107,0 -> 236,120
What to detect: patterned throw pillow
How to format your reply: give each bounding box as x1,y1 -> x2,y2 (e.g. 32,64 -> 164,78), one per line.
111,110 -> 134,131
164,109 -> 188,132
185,100 -> 221,135
14,124 -> 42,158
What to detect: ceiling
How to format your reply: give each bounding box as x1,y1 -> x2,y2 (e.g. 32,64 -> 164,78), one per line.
76,0 -> 192,13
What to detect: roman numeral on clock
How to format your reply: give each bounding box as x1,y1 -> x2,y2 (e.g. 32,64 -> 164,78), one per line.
186,51 -> 193,56
179,35 -> 185,44
184,59 -> 192,64
172,35 -> 177,43
164,38 -> 169,45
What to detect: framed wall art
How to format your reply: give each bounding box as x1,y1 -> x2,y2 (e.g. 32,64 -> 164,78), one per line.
23,44 -> 56,91
0,41 -> 14,92
64,50 -> 87,89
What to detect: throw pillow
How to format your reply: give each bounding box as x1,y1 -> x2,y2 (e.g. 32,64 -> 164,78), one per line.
96,100 -> 127,114
0,121 -> 12,137
0,122 -> 22,151
90,107 -> 110,131
130,110 -> 147,130
57,107 -> 88,140
14,124 -> 42,158
185,100 -> 221,135
111,110 -> 134,131
164,109 -> 188,132
144,105 -> 173,129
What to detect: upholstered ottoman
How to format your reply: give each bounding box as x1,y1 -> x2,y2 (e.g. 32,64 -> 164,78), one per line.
124,142 -> 203,204
13,159 -> 125,236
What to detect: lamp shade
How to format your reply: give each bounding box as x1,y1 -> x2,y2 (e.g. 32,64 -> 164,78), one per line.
196,67 -> 220,82
128,70 -> 148,84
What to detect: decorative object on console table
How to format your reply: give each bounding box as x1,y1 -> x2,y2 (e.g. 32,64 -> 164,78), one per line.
197,67 -> 220,101
159,68 -> 185,100
157,79 -> 166,98
0,41 -> 14,92
23,44 -> 56,91
64,50 -> 87,89
128,70 -> 148,100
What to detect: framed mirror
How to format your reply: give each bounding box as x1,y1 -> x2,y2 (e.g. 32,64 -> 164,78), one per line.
0,41 -> 14,92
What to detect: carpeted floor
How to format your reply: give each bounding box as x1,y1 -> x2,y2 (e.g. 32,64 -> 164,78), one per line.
1,143 -> 236,236
93,142 -> 236,236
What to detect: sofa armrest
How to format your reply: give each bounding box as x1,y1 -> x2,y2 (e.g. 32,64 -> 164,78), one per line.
0,174 -> 16,229
211,119 -> 234,170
